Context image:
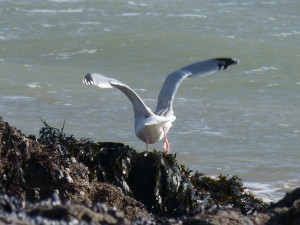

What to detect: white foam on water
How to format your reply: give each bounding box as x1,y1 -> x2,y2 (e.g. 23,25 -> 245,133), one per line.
42,24 -> 54,28
277,124 -> 290,127
272,31 -> 300,37
23,9 -> 83,14
266,83 -> 279,87
27,82 -> 41,89
173,131 -> 194,135
55,52 -> 71,60
179,14 -> 207,18
145,12 -> 161,16
48,0 -> 81,2
76,49 -> 97,54
245,179 -> 300,203
166,13 -> 207,18
244,182 -> 280,203
244,66 -> 278,74
127,1 -> 137,6
121,13 -> 141,17
127,1 -> 147,7
201,131 -> 224,137
77,22 -> 101,25
0,96 -> 32,100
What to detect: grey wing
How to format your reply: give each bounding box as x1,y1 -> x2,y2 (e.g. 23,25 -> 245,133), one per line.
155,58 -> 239,116
83,73 -> 153,117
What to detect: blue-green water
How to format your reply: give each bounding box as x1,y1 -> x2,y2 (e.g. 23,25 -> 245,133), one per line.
1,0 -> 300,202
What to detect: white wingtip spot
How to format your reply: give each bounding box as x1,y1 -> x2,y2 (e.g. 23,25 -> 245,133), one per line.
83,78 -> 94,86
97,82 -> 113,88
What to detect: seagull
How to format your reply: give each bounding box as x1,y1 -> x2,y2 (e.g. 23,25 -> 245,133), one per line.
83,58 -> 238,153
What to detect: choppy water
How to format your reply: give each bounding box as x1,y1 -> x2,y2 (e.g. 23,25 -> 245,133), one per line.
1,0 -> 300,202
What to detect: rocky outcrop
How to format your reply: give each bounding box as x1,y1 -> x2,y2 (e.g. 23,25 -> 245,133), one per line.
0,117 -> 299,224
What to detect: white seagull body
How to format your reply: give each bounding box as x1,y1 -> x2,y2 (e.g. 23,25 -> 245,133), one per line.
83,58 -> 238,153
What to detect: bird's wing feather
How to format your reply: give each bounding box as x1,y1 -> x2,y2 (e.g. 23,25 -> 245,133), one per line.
83,73 -> 153,117
155,58 -> 239,116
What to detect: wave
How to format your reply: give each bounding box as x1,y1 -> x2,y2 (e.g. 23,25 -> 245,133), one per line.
48,0 -> 81,2
120,13 -> 141,17
21,9 -> 83,14
0,96 -> 32,100
27,82 -> 41,89
245,179 -> 300,203
244,66 -> 278,74
272,31 -> 300,37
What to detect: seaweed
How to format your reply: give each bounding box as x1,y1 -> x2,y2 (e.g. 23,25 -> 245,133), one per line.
34,120 -> 267,216
189,172 -> 268,214
128,151 -> 210,216
38,119 -> 77,155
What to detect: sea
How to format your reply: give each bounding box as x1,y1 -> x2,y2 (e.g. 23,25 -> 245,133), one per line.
1,0 -> 299,203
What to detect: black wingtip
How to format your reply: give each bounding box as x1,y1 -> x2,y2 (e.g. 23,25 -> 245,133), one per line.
215,58 -> 239,70
83,73 -> 94,85
85,73 -> 92,79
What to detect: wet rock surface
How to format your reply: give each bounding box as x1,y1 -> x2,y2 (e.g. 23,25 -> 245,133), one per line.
0,117 -> 299,224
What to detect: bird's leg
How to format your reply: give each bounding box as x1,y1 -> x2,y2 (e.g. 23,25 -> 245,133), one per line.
163,127 -> 170,154
146,139 -> 149,152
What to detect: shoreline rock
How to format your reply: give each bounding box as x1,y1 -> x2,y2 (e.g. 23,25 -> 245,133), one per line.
0,117 -> 299,224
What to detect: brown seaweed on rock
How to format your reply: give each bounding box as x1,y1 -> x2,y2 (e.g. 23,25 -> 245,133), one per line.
0,118 -> 208,221
0,118 -> 151,221
38,122 -> 209,215
36,120 -> 266,216
189,172 -> 268,214
128,151 -> 208,216
2,118 -> 300,224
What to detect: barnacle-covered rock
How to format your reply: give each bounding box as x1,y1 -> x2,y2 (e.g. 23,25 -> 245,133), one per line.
265,187 -> 300,225
190,172 -> 268,214
128,151 -> 209,216
0,192 -> 132,225
36,119 -> 268,216
0,118 -> 152,221
36,120 -> 210,215
4,117 -> 299,225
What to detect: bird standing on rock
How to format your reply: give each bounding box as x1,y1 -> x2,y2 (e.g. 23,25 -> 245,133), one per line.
83,58 -> 238,153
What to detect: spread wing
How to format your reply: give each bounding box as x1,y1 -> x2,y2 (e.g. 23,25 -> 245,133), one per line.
155,58 -> 239,117
83,73 -> 153,118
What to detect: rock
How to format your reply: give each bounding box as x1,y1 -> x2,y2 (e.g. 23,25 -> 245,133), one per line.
0,191 -> 131,225
182,208 -> 270,225
128,151 -> 207,216
1,117 -> 300,225
265,188 -> 300,225
90,182 -> 152,221
0,118 -> 152,221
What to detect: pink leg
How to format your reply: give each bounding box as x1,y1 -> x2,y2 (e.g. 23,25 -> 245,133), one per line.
146,139 -> 149,151
163,127 -> 170,154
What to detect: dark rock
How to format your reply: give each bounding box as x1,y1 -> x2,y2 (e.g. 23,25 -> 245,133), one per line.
190,173 -> 268,214
128,151 -> 208,216
0,118 -> 152,222
90,182 -> 152,221
265,188 -> 300,225
0,192 -> 131,225
37,120 -> 265,216
268,187 -> 300,209
1,117 -> 300,225
182,208 -> 270,225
